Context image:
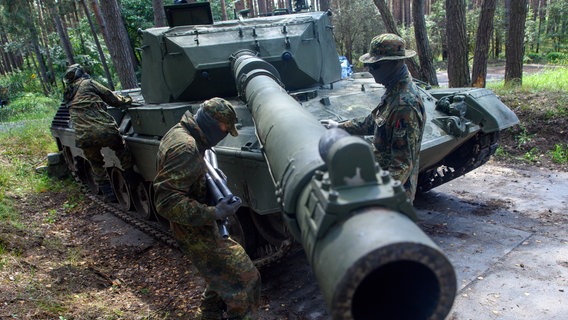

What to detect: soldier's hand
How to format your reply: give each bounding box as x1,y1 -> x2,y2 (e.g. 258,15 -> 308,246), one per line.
320,119 -> 339,129
214,195 -> 242,220
129,102 -> 143,108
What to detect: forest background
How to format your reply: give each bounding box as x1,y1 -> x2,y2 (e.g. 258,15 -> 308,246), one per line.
0,0 -> 566,100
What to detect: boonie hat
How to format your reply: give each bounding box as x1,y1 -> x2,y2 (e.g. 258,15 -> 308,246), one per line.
359,33 -> 416,64
202,97 -> 239,137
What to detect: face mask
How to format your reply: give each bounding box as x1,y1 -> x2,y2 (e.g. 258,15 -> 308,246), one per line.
195,108 -> 228,147
368,60 -> 405,86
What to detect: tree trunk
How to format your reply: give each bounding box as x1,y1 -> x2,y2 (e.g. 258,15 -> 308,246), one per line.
404,0 -> 412,27
1,32 -> 17,73
257,0 -> 267,16
81,0 -> 114,90
320,0 -> 331,11
220,0 -> 228,20
24,0 -> 50,95
152,0 -> 167,27
246,0 -> 254,16
37,0 -> 57,88
47,0 -> 75,66
98,0 -> 138,89
372,0 -> 423,81
505,0 -> 528,87
445,0 -> 470,87
412,0 -> 438,86
472,0 -> 497,88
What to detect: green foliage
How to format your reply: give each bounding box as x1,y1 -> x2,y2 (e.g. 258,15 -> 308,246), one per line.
121,0 -> 155,52
514,126 -> 533,149
544,52 -> 568,65
523,147 -> 541,163
425,0 -> 446,61
0,199 -> 20,227
549,144 -> 568,164
522,68 -> 568,92
0,92 -> 60,122
545,1 -> 568,52
0,70 -> 45,100
493,145 -> 508,160
331,0 -> 385,69
0,118 -> 59,199
488,67 -> 568,93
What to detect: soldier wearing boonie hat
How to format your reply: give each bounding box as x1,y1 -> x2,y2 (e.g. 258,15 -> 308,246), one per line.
359,33 -> 417,64
321,33 -> 426,203
153,96 -> 260,320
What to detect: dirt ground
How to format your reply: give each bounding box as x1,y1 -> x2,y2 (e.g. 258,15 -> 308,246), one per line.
0,90 -> 566,319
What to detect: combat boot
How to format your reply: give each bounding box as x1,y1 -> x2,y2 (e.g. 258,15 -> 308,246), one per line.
196,291 -> 226,320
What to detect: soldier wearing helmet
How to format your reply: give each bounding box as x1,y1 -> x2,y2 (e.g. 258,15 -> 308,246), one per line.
153,98 -> 260,320
321,34 -> 426,202
62,64 -> 137,201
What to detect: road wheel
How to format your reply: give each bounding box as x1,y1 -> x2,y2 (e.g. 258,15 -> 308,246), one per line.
131,180 -> 154,220
110,167 -> 132,211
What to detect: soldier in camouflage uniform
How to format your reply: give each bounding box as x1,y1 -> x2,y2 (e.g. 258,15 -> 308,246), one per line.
153,98 -> 260,320
322,34 -> 426,202
62,64 -> 135,199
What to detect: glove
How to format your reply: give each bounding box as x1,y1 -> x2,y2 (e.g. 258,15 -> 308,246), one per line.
124,95 -> 133,105
320,119 -> 339,129
214,195 -> 242,220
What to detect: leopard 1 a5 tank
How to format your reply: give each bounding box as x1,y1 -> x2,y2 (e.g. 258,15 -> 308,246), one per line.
50,3 -> 519,319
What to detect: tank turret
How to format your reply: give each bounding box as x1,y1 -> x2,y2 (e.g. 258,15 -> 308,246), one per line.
140,10 -> 340,102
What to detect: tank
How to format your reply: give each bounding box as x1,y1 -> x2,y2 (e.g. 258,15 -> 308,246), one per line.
50,5 -> 519,319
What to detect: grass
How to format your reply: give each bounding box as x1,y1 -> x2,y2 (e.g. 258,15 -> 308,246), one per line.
488,67 -> 568,94
549,144 -> 568,164
486,66 -> 568,166
0,92 -> 60,123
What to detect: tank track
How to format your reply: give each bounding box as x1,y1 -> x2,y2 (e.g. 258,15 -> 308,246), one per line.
417,132 -> 499,193
83,184 -> 291,269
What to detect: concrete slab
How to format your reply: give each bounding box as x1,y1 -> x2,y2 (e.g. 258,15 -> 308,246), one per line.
449,235 -> 568,320
413,164 -> 568,319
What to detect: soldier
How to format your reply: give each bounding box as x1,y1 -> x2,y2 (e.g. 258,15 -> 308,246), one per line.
153,98 -> 260,320
321,33 -> 426,202
62,64 -> 137,201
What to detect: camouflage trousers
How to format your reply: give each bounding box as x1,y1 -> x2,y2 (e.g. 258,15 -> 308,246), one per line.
80,133 -> 133,183
173,223 -> 261,319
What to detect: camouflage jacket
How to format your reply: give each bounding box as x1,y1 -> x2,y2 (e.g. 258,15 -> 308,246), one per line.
64,78 -> 131,146
339,74 -> 426,200
153,111 -> 218,229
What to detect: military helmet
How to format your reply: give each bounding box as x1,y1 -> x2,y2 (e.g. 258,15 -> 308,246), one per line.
202,97 -> 239,137
359,33 -> 416,64
63,64 -> 85,84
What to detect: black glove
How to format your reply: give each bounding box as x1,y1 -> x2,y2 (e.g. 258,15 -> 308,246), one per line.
214,195 -> 242,220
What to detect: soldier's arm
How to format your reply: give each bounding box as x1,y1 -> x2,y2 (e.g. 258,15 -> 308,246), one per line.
386,106 -> 423,185
338,113 -> 375,135
153,143 -> 217,226
91,80 -> 132,108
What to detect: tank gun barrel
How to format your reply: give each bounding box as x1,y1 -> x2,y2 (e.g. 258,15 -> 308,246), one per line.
231,50 -> 457,319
